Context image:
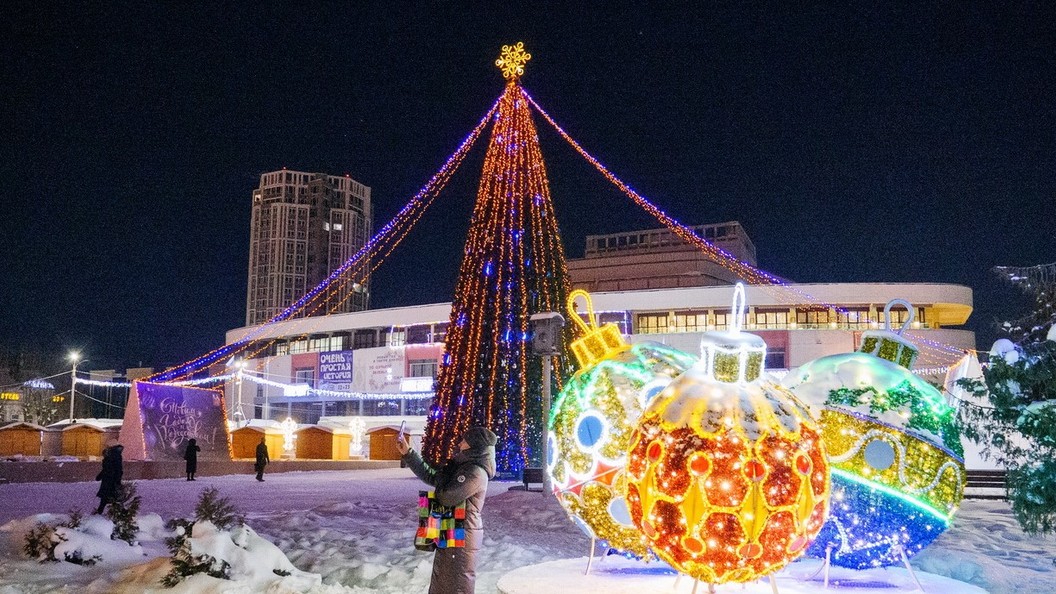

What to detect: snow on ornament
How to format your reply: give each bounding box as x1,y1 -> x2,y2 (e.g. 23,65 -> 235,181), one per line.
783,299 -> 965,569
625,283 -> 830,585
548,290 -> 695,557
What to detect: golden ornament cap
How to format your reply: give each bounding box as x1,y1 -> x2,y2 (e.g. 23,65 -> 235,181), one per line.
567,289 -> 628,369
858,299 -> 919,369
697,283 -> 767,383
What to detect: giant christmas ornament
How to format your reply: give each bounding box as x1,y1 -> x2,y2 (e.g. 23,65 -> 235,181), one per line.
548,290 -> 696,557
626,284 -> 830,584
783,300 -> 965,569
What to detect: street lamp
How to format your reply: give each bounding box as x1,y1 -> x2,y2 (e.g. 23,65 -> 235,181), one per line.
226,358 -> 249,427
67,351 -> 80,422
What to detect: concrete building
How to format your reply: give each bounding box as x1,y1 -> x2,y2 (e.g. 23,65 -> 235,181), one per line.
245,170 -> 372,326
568,222 -> 757,292
226,221 -> 974,425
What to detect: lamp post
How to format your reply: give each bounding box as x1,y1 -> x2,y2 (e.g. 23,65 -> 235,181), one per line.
228,358 -> 248,427
529,312 -> 565,497
67,351 -> 80,422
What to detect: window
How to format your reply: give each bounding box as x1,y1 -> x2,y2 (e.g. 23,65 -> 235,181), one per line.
353,330 -> 377,349
713,309 -> 731,330
387,329 -> 406,347
795,308 -> 831,328
289,340 -> 308,354
405,397 -> 432,416
409,359 -> 439,378
309,337 -> 330,352
637,313 -> 670,334
673,312 -> 706,332
598,312 -> 631,335
431,322 -> 449,343
406,325 -> 431,345
754,309 -> 789,329
840,308 -> 873,329
886,306 -> 925,327
294,368 -> 315,388
765,348 -> 786,369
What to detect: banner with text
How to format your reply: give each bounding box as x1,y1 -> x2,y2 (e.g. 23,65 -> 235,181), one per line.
137,382 -> 230,461
350,347 -> 406,393
318,350 -> 354,392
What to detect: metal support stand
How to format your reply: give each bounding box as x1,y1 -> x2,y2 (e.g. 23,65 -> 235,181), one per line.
824,546 -> 832,589
769,574 -> 779,594
896,545 -> 925,592
584,537 -> 596,575
673,574 -> 682,590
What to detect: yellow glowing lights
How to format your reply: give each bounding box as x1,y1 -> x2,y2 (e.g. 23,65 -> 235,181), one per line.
568,289 -> 629,369
625,285 -> 830,584
496,42 -> 531,81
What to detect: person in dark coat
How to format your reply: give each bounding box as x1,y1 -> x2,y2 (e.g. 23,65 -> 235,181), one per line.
183,438 -> 201,481
397,426 -> 497,594
95,443 -> 124,514
254,437 -> 269,482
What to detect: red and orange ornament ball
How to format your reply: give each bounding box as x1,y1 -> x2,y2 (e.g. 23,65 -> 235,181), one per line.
625,285 -> 830,584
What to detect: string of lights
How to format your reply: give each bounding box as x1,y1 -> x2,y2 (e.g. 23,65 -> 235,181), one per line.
524,90 -> 973,362
151,96 -> 501,383
424,52 -> 575,472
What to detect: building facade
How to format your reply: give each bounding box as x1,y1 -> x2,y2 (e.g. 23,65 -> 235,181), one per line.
224,282 -> 975,425
229,221 -> 974,425
568,222 -> 757,292
245,170 -> 372,326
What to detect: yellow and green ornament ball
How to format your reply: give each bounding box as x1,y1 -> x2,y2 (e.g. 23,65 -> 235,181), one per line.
782,299 -> 965,569
547,290 -> 696,557
625,284 -> 831,584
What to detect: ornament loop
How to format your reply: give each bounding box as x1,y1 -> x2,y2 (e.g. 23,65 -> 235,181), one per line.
730,283 -> 746,334
567,289 -> 598,335
883,299 -> 916,335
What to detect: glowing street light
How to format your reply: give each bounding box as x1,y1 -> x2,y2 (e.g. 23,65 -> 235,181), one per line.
67,351 -> 80,422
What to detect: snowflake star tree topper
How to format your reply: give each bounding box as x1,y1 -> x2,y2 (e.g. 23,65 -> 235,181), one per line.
496,42 -> 531,81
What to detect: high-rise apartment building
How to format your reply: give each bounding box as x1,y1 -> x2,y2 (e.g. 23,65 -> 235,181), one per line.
245,170 -> 372,325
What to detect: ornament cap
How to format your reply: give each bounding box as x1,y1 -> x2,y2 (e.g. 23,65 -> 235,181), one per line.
567,289 -> 629,368
698,283 -> 767,383
858,299 -> 919,369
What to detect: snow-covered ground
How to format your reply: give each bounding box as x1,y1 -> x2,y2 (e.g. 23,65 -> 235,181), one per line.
0,468 -> 1052,593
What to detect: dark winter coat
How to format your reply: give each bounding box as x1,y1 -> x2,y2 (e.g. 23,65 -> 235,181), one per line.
403,445 -> 496,594
96,445 -> 124,501
255,441 -> 269,471
184,441 -> 201,473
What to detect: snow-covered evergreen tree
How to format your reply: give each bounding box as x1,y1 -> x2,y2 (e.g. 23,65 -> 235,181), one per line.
959,263 -> 1056,534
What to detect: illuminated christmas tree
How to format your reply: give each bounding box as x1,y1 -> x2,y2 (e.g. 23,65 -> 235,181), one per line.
423,43 -> 574,472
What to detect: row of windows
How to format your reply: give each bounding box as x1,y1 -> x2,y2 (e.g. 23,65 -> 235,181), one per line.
255,397 -> 428,424
588,224 -> 742,253
636,307 -> 927,333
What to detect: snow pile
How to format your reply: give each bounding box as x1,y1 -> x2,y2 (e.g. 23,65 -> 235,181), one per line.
0,470 -> 1053,593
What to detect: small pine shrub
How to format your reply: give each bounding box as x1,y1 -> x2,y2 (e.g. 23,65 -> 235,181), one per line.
61,509 -> 84,530
194,487 -> 243,530
161,488 -> 243,587
23,522 -> 60,562
106,481 -> 141,545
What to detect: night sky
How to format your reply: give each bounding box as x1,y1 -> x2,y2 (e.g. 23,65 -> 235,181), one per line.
2,3 -> 1053,372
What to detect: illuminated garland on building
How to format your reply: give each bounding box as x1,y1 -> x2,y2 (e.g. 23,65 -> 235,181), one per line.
423,44 -> 574,473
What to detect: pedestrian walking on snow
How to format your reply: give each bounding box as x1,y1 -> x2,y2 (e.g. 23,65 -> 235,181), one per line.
254,437 -> 269,481
95,443 -> 123,514
184,438 -> 200,481
397,426 -> 497,594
